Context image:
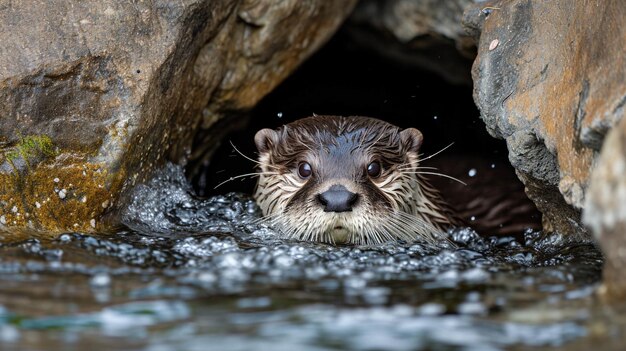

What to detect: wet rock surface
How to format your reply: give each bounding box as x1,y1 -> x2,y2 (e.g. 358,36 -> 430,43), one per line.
0,163 -> 611,350
584,117 -> 626,299
348,0 -> 475,85
465,0 -> 626,236
0,0 -> 357,233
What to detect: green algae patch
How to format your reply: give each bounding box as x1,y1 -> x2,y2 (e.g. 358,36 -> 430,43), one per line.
5,134 -> 55,161
0,156 -> 116,235
3,135 -> 55,175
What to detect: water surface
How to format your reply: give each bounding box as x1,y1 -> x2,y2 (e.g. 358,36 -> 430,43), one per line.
0,164 -> 620,351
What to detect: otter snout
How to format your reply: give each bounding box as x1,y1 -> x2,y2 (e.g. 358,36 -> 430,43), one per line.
317,185 -> 358,212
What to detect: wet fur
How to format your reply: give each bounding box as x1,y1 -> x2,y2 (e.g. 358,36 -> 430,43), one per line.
253,115 -> 461,245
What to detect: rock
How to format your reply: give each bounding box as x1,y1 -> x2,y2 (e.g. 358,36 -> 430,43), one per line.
348,0 -> 475,85
0,0 -> 357,233
584,117 -> 626,298
465,0 -> 626,236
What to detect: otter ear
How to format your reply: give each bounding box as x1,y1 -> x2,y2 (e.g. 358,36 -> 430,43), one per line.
400,128 -> 423,153
254,128 -> 280,154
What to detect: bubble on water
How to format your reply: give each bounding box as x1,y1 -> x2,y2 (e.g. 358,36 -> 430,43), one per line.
418,303 -> 446,316
174,236 -> 239,259
344,276 -> 367,291
457,301 -> 487,315
0,325 -> 19,343
90,272 -> 111,288
216,252 -> 243,269
361,287 -> 391,305
461,268 -> 490,283
273,253 -> 294,268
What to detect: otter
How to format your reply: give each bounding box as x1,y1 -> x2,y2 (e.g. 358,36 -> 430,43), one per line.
253,115 -> 462,245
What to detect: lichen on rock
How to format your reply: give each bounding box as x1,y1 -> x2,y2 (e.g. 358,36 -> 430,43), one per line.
0,154 -> 115,233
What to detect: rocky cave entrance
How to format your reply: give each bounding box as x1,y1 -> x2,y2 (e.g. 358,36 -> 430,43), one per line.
193,27 -> 541,237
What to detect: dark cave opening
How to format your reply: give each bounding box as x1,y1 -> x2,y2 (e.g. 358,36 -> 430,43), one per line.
194,28 -> 541,236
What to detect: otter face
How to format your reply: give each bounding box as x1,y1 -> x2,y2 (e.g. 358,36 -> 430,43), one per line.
253,115 -> 448,245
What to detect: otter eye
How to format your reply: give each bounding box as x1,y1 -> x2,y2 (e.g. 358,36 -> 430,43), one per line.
367,161 -> 382,178
298,162 -> 312,178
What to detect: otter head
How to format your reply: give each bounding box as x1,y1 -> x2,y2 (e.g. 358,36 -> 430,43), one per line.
253,115 -> 450,245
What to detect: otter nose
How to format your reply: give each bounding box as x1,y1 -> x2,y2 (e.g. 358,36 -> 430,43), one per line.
317,185 -> 358,212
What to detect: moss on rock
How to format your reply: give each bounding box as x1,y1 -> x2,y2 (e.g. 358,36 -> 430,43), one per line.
0,152 -> 118,235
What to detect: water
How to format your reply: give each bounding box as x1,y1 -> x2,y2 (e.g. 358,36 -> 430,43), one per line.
0,163 -> 620,351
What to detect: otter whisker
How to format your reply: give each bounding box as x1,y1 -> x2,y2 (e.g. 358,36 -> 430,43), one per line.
250,211 -> 284,227
415,142 -> 455,163
397,165 -> 439,171
366,224 -> 382,245
214,171 -> 279,189
377,221 -> 403,243
393,210 -> 436,231
400,171 -> 467,186
385,212 -> 432,243
394,211 -> 452,244
229,141 -> 281,171
395,161 -> 415,169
